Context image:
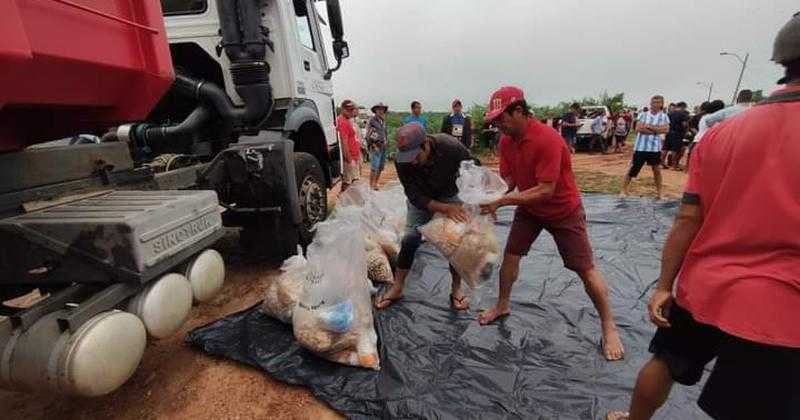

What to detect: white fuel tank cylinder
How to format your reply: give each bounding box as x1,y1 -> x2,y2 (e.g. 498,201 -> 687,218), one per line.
127,273 -> 193,339
184,249 -> 225,303
0,310 -> 146,396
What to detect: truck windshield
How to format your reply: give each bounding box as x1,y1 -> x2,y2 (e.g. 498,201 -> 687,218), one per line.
161,0 -> 207,16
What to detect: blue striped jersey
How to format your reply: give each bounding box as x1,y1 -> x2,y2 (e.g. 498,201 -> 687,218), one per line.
634,111 -> 670,152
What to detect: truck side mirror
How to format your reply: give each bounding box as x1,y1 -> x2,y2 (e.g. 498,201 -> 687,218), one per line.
326,0 -> 345,40
323,0 -> 348,80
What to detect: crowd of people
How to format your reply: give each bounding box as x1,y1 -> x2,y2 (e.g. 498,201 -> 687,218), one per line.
336,98 -> 473,192
332,12 -> 799,420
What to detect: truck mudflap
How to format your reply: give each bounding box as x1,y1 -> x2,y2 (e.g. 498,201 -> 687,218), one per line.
199,137 -> 301,261
0,190 -> 223,285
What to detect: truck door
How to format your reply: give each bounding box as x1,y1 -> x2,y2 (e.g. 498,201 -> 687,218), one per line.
292,0 -> 336,148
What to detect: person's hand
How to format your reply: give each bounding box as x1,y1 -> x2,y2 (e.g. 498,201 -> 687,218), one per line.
442,204 -> 468,223
479,200 -> 501,216
648,287 -> 673,328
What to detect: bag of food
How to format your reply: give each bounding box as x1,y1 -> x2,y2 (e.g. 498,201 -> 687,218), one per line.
260,254 -> 308,323
418,209 -> 499,289
365,240 -> 393,284
337,185 -> 404,262
418,162 -> 507,290
292,217 -> 380,370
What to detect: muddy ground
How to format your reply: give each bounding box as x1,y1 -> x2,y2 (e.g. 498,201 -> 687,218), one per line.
0,149 -> 687,419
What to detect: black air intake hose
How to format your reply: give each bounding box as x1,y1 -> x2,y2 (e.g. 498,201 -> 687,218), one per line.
135,0 -> 273,146
141,104 -> 211,144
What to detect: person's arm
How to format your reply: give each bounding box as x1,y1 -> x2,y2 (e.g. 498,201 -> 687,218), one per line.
427,200 -> 467,222
649,144 -> 705,327
653,113 -> 671,135
493,182 -> 556,207
635,114 -> 654,134
649,202 -> 703,327
337,120 -> 352,160
396,162 -> 466,222
482,136 -> 560,213
440,115 -> 450,134
464,117 -> 472,144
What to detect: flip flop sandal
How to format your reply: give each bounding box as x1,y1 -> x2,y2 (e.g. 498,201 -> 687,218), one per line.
449,294 -> 469,310
478,310 -> 510,325
374,294 -> 403,310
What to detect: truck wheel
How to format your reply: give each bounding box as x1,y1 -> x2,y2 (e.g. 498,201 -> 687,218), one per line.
294,152 -> 327,246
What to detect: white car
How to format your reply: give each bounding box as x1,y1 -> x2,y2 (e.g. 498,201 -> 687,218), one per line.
577,105 -> 611,138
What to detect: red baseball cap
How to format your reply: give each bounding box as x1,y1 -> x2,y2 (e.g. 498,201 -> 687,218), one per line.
484,86 -> 525,123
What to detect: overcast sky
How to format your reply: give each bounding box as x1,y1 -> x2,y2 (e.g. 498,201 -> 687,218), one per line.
321,0 -> 796,112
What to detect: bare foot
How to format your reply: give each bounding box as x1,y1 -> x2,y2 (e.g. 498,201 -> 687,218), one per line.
618,191 -> 628,198
374,284 -> 403,310
606,411 -> 629,420
478,305 -> 510,325
602,327 -> 625,361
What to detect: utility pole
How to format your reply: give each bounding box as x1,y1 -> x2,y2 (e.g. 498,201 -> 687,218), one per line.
697,81 -> 714,102
721,51 -> 749,105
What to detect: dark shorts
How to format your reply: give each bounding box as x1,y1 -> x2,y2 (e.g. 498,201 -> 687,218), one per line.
650,303 -> 800,420
664,133 -> 685,152
615,135 -> 627,145
505,205 -> 594,273
628,151 -> 661,178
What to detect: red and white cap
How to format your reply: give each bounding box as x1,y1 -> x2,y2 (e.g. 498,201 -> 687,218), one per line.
484,86 -> 525,123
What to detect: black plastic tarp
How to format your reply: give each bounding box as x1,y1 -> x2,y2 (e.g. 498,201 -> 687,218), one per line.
187,195 -> 709,419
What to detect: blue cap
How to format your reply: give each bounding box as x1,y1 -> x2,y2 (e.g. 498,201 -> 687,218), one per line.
395,123 -> 427,163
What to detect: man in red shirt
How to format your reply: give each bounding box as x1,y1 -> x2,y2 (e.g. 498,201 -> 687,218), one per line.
608,14 -> 800,420
479,86 -> 624,361
336,99 -> 361,192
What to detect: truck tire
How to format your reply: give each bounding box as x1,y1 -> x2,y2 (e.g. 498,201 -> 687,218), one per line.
294,152 -> 327,246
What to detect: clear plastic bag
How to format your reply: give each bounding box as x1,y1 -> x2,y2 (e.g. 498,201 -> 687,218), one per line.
418,207 -> 500,289
418,162 -> 507,290
260,254 -> 308,323
336,184 -> 405,267
292,217 -> 380,370
456,160 -> 508,205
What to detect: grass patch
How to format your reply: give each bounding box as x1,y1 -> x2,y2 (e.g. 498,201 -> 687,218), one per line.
574,170 -> 660,197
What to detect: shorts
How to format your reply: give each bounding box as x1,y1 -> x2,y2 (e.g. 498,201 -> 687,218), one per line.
342,160 -> 360,184
628,151 -> 660,178
505,205 -> 594,273
649,303 -> 800,420
664,133 -> 685,152
615,135 -> 627,145
369,148 -> 386,172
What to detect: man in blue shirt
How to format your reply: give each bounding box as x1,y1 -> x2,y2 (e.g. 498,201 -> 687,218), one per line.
619,95 -> 670,199
403,101 -> 429,131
